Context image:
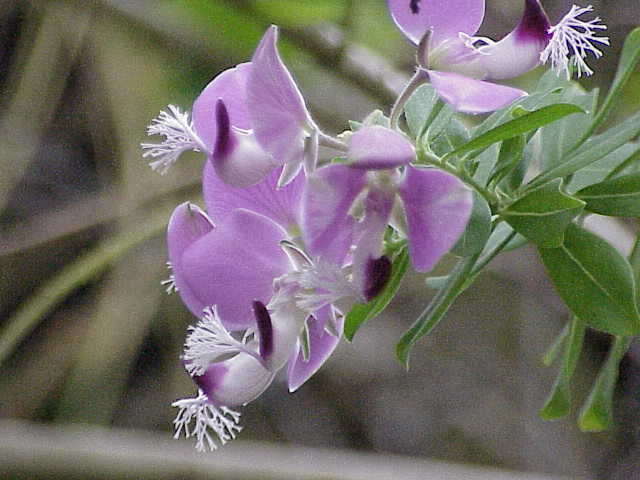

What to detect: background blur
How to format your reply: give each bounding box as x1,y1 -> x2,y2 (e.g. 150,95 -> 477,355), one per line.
1,1 -> 639,479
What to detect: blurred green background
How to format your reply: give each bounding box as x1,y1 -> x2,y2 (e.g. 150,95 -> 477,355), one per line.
1,1 -> 639,479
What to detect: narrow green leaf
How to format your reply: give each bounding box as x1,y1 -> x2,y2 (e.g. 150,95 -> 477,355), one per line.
425,275 -> 448,290
396,254 -> 479,367
501,179 -> 585,248
568,142 -> 640,192
539,85 -> 598,172
479,222 -> 527,256
404,84 -> 440,138
474,90 -> 565,137
542,322 -> 570,367
534,68 -> 573,94
577,172 -> 640,217
578,336 -> 632,431
344,247 -> 410,341
538,224 -> 640,336
488,135 -> 526,187
430,118 -> 470,157
540,318 -> 586,420
583,28 -> 640,140
448,104 -> 584,159
451,190 -> 492,256
527,110 -> 640,190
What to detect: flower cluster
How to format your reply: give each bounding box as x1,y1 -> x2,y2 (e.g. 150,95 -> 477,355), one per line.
143,0 -> 608,451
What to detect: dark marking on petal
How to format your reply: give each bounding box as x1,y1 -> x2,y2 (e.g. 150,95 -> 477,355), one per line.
253,300 -> 274,359
363,255 -> 392,301
193,363 -> 229,402
214,99 -> 234,158
516,0 -> 552,41
410,0 -> 421,14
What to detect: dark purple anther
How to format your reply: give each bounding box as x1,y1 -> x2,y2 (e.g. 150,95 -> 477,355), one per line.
410,0 -> 421,14
253,300 -> 274,359
214,99 -> 234,158
363,255 -> 392,302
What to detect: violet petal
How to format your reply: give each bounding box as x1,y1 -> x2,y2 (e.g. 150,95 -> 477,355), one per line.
192,62 -> 252,151
347,126 -> 415,170
203,162 -> 304,234
387,0 -> 485,46
302,164 -> 366,263
352,185 -> 395,301
210,99 -> 279,187
195,352 -> 275,407
477,0 -> 551,80
427,70 -> 527,114
167,202 -> 215,318
247,26 -> 315,166
398,166 -> 473,272
287,308 -> 343,392
180,209 -> 290,330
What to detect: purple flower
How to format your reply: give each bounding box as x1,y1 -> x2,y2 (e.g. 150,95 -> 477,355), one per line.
303,126 -> 473,299
168,169 -> 363,451
142,27 -> 320,187
388,0 -> 607,113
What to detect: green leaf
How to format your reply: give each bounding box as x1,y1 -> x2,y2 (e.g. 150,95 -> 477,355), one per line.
584,28 -> 640,140
448,104 -> 584,159
474,91 -> 565,137
488,135 -> 526,188
480,222 -> 527,256
344,247 -> 410,341
568,142 -> 640,192
577,172 -> 640,217
538,223 -> 640,336
534,68 -> 573,94
396,254 -> 478,367
451,190 -> 492,256
501,179 -> 585,248
430,118 -> 471,157
542,322 -> 570,367
540,318 -> 586,420
527,110 -> 640,190
425,275 -> 448,290
578,336 -> 632,431
539,86 -> 598,172
349,109 -> 390,131
404,84 -> 440,138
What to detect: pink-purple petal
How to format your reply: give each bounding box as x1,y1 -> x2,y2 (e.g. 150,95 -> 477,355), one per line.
192,62 -> 252,151
180,209 -> 290,330
398,166 -> 473,272
203,162 -> 304,234
352,186 -> 395,301
387,0 -> 485,46
287,308 -> 343,392
302,164 -> 366,263
247,26 -> 314,166
347,126 -> 415,170
167,202 -> 215,318
265,301 -> 307,372
478,0 -> 551,80
195,352 -> 275,407
427,70 -> 527,114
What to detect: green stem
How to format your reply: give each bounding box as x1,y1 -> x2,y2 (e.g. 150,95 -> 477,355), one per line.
389,69 -> 426,130
423,152 -> 499,209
